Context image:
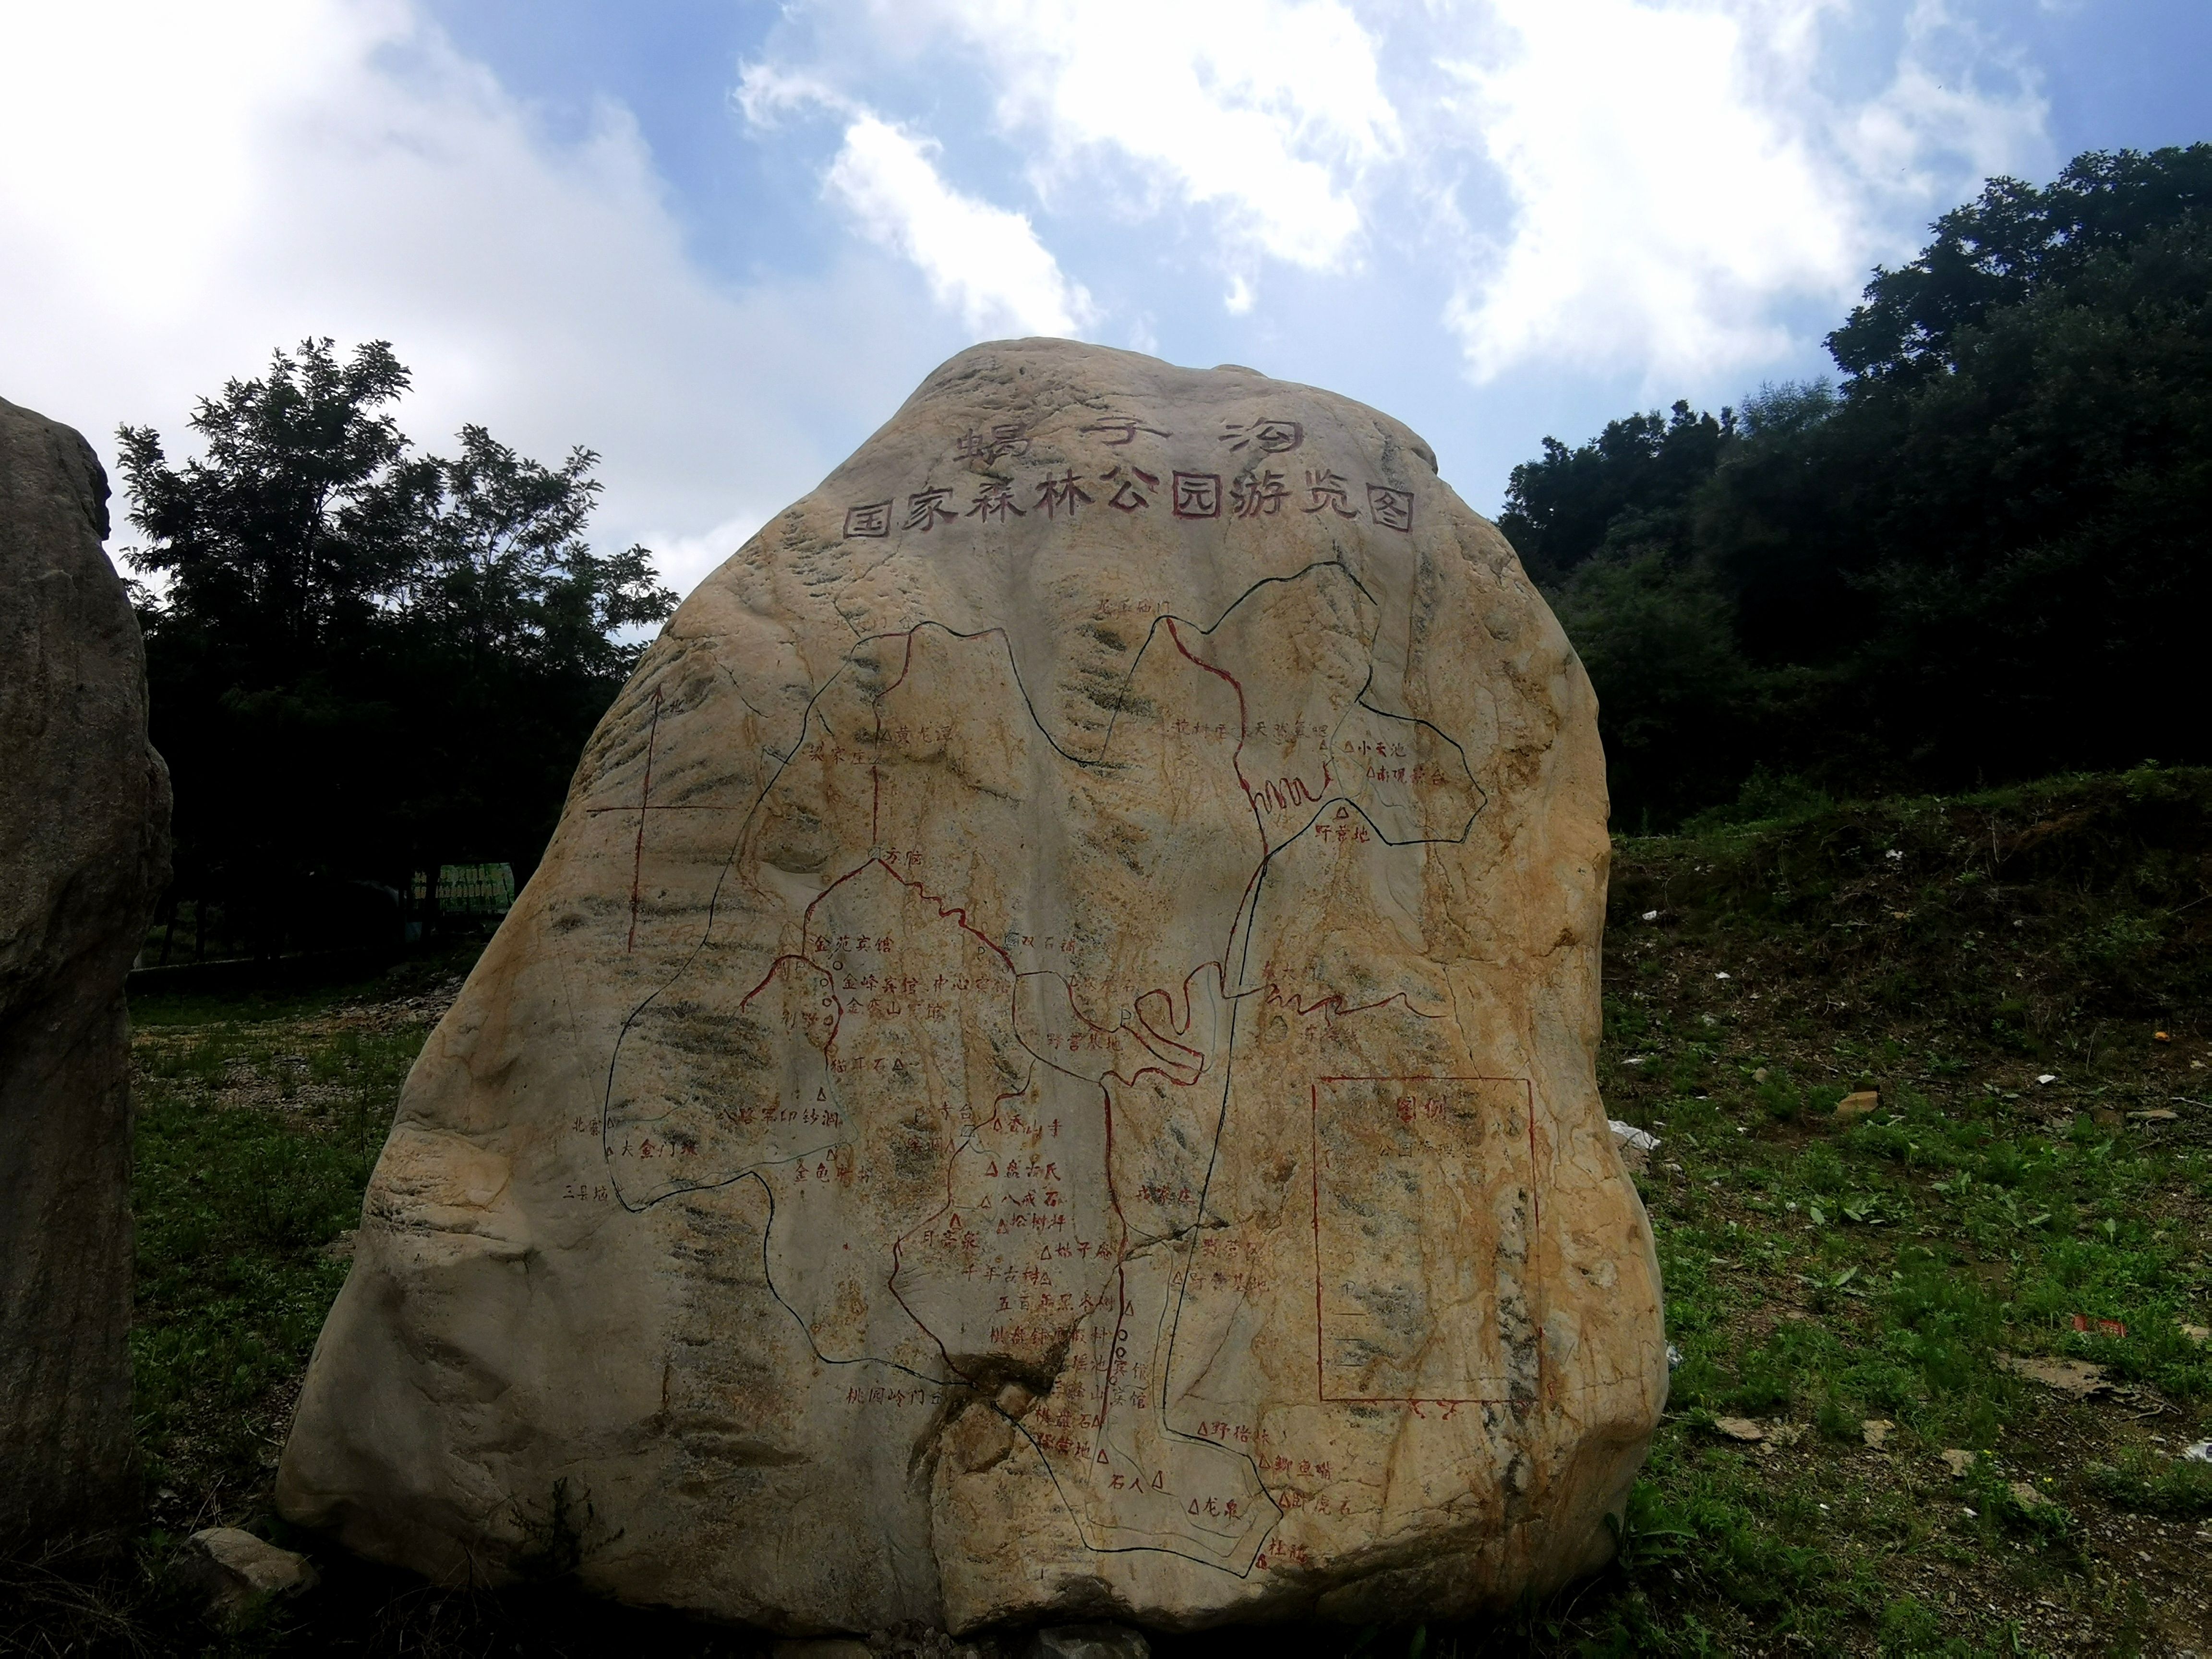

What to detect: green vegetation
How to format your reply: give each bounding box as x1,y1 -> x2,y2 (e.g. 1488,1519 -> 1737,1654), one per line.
11,768 -> 2198,1654
33,147 -> 2212,1648
131,1017 -> 416,1515
1501,144 -> 2212,827
120,338 -> 677,956
1511,765 -> 2212,1656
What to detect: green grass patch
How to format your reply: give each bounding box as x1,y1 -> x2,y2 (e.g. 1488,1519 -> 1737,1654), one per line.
130,1023 -> 420,1508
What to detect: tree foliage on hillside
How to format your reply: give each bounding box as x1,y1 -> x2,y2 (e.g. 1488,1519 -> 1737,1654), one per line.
1500,144 -> 2212,829
121,339 -> 676,948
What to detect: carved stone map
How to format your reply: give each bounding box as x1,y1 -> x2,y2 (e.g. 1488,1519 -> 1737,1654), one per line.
278,340 -> 1666,1635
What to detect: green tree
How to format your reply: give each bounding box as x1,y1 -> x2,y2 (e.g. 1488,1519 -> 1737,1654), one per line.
1499,144 -> 2212,827
119,339 -> 415,678
121,338 -> 676,954
1547,553 -> 1756,829
1497,400 -> 1731,587
1827,145 -> 2212,382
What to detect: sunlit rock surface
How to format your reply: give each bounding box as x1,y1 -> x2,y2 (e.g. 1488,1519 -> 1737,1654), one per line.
278,339 -> 1664,1633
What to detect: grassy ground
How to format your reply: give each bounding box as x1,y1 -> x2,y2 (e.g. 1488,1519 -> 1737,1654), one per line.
1542,763 -> 2212,1657
7,768 -> 2209,1657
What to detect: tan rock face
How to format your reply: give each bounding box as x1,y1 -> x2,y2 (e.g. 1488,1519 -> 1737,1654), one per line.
0,394 -> 171,1544
277,340 -> 1664,1632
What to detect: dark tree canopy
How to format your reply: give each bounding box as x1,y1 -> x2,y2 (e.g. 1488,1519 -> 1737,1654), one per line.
1496,400 -> 1731,588
1499,144 -> 2212,829
121,338 -> 677,950
1828,144 -> 2212,380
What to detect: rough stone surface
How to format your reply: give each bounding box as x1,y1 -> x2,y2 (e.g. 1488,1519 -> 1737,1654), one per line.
1026,1624 -> 1151,1659
178,1527 -> 320,1619
0,394 -> 171,1545
1608,1119 -> 1657,1176
1834,1090 -> 1881,1123
278,340 -> 1665,1631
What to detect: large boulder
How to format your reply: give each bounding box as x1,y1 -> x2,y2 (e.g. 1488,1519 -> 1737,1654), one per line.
0,395 -> 171,1543
278,340 -> 1664,1631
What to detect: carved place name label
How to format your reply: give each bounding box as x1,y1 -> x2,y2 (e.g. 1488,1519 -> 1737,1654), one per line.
841,413 -> 1415,541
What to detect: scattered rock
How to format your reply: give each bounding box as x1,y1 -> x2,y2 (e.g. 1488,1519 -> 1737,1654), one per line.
2037,1073 -> 2058,1085
1941,1449 -> 1977,1478
1610,1119 -> 1659,1174
1997,1355 -> 2112,1398
1752,1067 -> 1769,1083
1834,1091 -> 1880,1123
2092,1106 -> 2125,1130
1713,1417 -> 1766,1443
2129,1108 -> 2178,1123
2008,1481 -> 2052,1510
1026,1625 -> 1152,1659
176,1527 -> 318,1622
1,393 -> 172,1544
1861,1419 -> 1894,1450
276,339 -> 1667,1632
2181,1323 -> 2210,1346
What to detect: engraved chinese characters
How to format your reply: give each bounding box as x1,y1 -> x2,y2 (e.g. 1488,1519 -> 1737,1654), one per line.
277,340 -> 1665,1637
850,411 -> 1413,546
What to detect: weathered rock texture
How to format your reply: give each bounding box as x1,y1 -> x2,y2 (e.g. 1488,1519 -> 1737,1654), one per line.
278,341 -> 1664,1631
177,1527 -> 320,1624
1,395 -> 171,1543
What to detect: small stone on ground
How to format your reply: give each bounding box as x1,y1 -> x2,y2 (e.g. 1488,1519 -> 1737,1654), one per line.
1834,1091 -> 1881,1123
177,1527 -> 318,1620
1997,1355 -> 2113,1397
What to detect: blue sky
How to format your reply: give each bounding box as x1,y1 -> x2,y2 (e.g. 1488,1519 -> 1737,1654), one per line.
3,0 -> 2208,595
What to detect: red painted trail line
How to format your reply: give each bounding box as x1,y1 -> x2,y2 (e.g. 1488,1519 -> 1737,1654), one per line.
640,620 -> 1434,1455
1163,618 -> 1265,851
626,686 -> 664,953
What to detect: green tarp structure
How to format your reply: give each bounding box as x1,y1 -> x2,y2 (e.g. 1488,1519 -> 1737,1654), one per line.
410,863 -> 514,916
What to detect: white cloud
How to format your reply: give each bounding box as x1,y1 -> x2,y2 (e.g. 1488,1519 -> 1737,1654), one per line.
639,514 -> 770,598
934,0 -> 1399,270
1434,0 -> 2047,384
745,0 -> 2047,391
750,0 -> 1399,273
2,0 -> 2059,613
824,115 -> 1096,337
0,0 -> 927,599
